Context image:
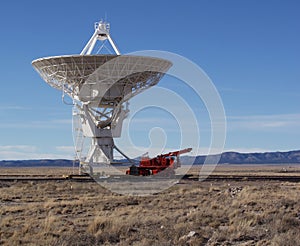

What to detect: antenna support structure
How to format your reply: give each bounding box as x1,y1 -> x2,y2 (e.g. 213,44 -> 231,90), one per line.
32,20 -> 171,174
81,21 -> 120,55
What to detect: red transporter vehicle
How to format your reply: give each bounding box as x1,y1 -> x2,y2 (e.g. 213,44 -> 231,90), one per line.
126,148 -> 192,176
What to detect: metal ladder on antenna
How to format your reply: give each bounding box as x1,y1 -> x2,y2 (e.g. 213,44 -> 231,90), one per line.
72,105 -> 87,164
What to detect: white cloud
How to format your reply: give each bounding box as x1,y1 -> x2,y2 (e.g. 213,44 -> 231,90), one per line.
0,151 -> 72,160
0,119 -> 72,129
0,145 -> 73,160
0,145 -> 37,152
223,147 -> 275,154
55,146 -> 75,153
228,113 -> 300,131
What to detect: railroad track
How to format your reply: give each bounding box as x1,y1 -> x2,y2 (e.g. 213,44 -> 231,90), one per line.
0,174 -> 300,182
0,174 -> 93,182
188,174 -> 300,182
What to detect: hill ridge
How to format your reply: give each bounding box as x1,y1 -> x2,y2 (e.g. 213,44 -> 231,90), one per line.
0,150 -> 299,167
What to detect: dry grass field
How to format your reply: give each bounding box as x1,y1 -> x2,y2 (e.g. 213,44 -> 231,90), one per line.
0,165 -> 300,245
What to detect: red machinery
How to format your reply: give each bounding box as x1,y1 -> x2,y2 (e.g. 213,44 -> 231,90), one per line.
126,148 -> 192,176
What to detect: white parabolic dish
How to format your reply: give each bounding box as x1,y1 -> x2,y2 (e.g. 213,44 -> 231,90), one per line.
32,55 -> 172,106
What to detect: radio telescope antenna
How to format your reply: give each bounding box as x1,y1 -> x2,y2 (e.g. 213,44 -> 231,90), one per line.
32,20 -> 172,174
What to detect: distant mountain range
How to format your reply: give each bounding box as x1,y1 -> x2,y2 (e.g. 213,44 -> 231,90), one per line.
181,150 -> 300,165
0,150 -> 299,167
0,159 -> 78,168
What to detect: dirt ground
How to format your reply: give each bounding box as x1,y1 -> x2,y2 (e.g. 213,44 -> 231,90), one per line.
0,165 -> 300,245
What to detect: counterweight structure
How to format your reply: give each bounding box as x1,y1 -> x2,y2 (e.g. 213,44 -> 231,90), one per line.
32,21 -> 172,172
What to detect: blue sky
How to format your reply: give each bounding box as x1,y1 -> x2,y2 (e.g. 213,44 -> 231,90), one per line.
0,0 -> 299,160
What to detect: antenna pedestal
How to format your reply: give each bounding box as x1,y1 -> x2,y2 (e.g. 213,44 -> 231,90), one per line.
79,105 -> 115,169
86,136 -> 114,164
